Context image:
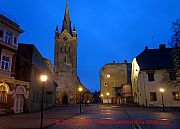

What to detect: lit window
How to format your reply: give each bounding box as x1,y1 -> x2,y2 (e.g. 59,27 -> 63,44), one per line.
172,92 -> 180,101
150,92 -> 157,101
5,31 -> 13,45
147,73 -> 155,81
169,72 -> 176,81
1,56 -> 10,70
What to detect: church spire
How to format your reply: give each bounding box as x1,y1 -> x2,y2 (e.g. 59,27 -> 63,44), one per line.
61,1 -> 72,35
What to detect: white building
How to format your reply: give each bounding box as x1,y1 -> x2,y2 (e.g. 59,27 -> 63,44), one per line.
132,44 -> 180,107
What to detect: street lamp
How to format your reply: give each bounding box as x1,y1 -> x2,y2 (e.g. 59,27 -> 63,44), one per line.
107,92 -> 110,106
40,75 -> 47,129
78,87 -> 83,114
106,74 -> 110,79
100,94 -> 103,104
159,88 -> 165,112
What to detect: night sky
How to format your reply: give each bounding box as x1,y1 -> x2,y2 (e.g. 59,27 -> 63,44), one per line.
1,0 -> 179,92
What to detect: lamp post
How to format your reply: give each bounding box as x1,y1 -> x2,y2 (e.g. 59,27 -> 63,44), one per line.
107,92 -> 110,106
40,75 -> 47,129
106,74 -> 110,105
100,94 -> 103,104
159,88 -> 165,112
106,74 -> 110,79
78,87 -> 83,114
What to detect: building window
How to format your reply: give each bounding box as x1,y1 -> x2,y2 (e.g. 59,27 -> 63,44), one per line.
172,92 -> 180,101
14,36 -> 17,45
62,45 -> 65,53
150,92 -> 157,101
5,31 -> 13,45
104,82 -> 107,86
0,29 -> 3,38
68,45 -> 71,53
1,56 -> 10,70
169,72 -> 176,81
64,56 -> 67,62
147,73 -> 155,81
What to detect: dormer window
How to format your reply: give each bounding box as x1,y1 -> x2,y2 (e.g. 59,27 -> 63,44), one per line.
5,31 -> 13,45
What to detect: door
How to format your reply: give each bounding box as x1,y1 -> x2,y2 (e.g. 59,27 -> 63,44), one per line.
14,94 -> 24,113
62,95 -> 68,104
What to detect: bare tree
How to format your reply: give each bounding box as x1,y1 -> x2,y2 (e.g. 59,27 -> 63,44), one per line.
169,18 -> 180,85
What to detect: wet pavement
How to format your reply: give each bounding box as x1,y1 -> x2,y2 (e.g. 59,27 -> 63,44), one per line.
49,105 -> 180,129
0,104 -> 180,129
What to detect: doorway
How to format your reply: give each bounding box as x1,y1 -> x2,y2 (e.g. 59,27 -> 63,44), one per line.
0,85 -> 8,104
14,94 -> 24,113
62,95 -> 68,104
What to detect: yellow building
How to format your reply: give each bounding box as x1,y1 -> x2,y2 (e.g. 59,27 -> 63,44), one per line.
100,61 -> 132,104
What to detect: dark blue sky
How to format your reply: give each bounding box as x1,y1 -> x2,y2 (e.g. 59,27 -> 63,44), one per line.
1,0 -> 179,92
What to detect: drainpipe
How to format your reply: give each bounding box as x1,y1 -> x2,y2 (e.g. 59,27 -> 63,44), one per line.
142,72 -> 147,107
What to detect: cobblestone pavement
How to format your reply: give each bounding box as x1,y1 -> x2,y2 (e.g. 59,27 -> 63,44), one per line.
49,105 -> 180,129
0,105 -> 92,129
0,105 -> 180,129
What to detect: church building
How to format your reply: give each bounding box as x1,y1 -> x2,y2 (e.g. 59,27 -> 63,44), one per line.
54,2 -> 89,104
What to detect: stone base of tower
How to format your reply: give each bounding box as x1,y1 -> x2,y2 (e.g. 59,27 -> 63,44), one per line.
55,74 -> 88,105
56,92 -> 77,104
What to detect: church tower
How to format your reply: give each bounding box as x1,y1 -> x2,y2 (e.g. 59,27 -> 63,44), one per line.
54,2 -> 79,104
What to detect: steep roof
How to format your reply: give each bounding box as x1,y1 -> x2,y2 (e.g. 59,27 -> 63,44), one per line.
136,45 -> 176,71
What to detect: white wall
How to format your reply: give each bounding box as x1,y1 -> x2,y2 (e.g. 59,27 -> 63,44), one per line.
132,58 -> 180,107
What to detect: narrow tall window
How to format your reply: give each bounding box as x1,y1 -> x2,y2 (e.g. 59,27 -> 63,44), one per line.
64,56 -> 68,62
0,29 -> 3,38
1,56 -> 10,70
14,37 -> 17,45
68,45 -> 70,53
62,45 -> 65,53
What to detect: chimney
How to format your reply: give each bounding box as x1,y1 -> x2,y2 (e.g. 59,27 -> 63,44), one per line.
159,44 -> 166,50
124,60 -> 127,64
145,46 -> 148,50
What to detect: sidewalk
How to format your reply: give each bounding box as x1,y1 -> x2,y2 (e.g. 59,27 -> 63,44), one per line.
0,104 -> 95,129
